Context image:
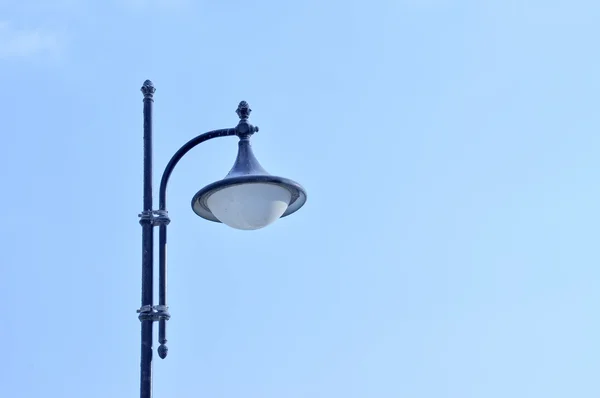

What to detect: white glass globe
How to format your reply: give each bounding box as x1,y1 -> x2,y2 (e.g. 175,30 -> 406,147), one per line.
206,183 -> 292,230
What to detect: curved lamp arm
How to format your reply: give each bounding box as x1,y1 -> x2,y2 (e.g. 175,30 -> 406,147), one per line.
158,128 -> 237,211
155,115 -> 257,359
155,129 -> 236,358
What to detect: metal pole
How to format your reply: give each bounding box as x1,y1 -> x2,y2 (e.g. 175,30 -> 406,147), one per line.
139,80 -> 156,398
134,91 -> 261,396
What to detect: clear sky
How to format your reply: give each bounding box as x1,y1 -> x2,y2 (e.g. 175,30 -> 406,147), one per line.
1,0 -> 599,397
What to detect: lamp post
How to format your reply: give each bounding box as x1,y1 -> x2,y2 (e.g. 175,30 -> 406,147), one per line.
137,80 -> 307,398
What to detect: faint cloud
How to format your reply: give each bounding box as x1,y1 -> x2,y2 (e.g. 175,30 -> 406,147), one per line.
0,22 -> 62,59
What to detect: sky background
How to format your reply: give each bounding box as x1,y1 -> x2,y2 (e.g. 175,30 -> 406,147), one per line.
1,0 -> 600,397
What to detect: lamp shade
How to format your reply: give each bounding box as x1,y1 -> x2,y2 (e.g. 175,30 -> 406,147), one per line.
191,138 -> 306,230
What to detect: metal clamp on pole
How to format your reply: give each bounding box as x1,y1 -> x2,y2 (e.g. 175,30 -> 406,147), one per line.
138,210 -> 171,227
137,305 -> 171,322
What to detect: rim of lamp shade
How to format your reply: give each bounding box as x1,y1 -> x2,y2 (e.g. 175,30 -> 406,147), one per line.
191,175 -> 307,223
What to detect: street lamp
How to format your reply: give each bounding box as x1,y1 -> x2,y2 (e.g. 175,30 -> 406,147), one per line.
137,80 -> 307,398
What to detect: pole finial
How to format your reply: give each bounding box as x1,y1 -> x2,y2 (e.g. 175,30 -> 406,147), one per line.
236,101 -> 251,120
141,80 -> 156,98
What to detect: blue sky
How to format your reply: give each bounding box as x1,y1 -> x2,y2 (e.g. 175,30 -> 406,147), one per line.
1,0 -> 600,397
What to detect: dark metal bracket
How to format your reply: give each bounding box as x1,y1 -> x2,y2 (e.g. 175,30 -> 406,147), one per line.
137,305 -> 171,322
138,210 -> 171,227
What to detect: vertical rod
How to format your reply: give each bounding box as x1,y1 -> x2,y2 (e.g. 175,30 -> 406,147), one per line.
158,224 -> 168,357
140,80 -> 156,398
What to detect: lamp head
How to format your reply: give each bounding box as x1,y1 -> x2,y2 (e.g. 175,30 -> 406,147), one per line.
191,102 -> 307,230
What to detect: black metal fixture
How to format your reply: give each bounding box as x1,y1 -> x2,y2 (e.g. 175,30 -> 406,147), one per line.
137,80 -> 307,398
